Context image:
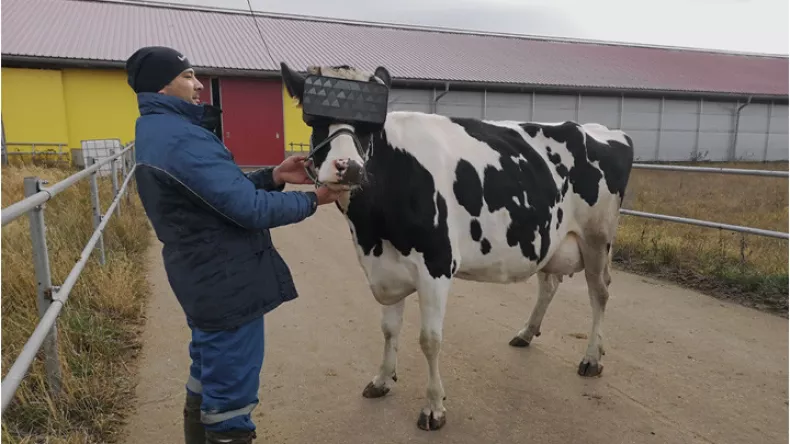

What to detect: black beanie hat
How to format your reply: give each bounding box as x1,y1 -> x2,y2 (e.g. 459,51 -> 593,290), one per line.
125,46 -> 193,93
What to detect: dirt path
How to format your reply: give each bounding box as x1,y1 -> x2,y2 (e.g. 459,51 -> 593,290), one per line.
122,192 -> 788,444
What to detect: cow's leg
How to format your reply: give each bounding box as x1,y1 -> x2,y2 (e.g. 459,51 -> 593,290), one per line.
416,278 -> 450,431
510,233 -> 582,347
578,239 -> 611,377
362,299 -> 405,398
509,272 -> 560,347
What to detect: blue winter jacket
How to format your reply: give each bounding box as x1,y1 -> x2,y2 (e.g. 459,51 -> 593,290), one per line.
132,92 -> 318,331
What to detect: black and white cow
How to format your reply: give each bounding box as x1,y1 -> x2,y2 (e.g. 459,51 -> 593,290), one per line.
281,62 -> 635,431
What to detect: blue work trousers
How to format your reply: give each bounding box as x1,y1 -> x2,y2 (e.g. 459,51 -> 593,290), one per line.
185,315 -> 265,433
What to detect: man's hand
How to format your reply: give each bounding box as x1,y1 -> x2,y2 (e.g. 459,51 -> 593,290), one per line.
273,155 -> 314,186
315,185 -> 343,205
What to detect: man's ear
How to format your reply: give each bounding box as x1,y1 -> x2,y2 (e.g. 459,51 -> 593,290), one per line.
280,62 -> 306,105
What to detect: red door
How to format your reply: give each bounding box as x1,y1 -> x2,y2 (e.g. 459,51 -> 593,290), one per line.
219,77 -> 284,166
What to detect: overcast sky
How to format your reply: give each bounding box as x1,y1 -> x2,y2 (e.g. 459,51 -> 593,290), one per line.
149,0 -> 788,55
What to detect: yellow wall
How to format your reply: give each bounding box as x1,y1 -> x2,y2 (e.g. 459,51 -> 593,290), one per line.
1,67 -> 139,161
62,69 -> 138,152
282,84 -> 312,153
1,68 -> 70,156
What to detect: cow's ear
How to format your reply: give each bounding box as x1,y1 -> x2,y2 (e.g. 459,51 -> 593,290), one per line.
374,66 -> 392,89
281,62 -> 306,105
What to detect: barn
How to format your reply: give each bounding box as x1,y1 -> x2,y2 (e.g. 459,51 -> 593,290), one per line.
2,0 -> 788,167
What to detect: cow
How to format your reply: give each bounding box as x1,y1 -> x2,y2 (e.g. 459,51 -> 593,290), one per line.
280,61 -> 635,431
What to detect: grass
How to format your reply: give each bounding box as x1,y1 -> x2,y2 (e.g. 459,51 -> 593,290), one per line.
614,161 -> 789,316
1,160 -> 152,443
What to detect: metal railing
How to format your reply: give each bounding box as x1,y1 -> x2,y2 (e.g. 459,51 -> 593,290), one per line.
622,163 -> 789,240
286,141 -> 311,155
3,142 -> 70,166
0,142 -> 137,416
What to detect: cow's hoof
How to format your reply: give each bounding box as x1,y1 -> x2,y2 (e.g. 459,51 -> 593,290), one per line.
577,359 -> 603,377
417,409 -> 446,431
362,382 -> 390,398
508,336 -> 530,347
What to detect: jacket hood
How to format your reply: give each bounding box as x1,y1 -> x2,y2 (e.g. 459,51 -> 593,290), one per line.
137,92 -> 221,130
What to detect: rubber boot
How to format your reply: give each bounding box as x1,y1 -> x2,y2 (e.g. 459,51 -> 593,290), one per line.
183,393 -> 205,444
205,429 -> 257,444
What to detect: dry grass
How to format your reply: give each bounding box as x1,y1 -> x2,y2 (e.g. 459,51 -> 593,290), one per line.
1,163 -> 152,443
614,161 -> 789,315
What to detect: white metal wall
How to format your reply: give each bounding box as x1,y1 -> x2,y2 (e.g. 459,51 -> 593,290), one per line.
387,87 -> 789,162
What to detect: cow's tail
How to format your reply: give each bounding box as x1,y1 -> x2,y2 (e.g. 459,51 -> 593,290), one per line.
618,132 -> 636,209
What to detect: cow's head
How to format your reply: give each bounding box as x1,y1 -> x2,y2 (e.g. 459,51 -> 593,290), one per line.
280,62 -> 392,189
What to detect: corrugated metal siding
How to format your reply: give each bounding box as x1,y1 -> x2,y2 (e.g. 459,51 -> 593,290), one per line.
2,0 -> 787,96
1,68 -> 71,145
1,66 -> 139,155
387,90 -> 789,162
61,68 -> 138,151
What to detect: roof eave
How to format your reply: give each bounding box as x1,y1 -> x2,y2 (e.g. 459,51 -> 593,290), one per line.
391,78 -> 789,102
3,54 -> 786,103
0,54 -> 282,78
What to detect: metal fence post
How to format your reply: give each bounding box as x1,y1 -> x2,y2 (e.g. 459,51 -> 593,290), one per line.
87,157 -> 106,265
130,144 -> 137,198
110,150 -> 120,216
125,151 -> 132,206
1,119 -> 7,166
23,176 -> 63,396
120,149 -> 128,183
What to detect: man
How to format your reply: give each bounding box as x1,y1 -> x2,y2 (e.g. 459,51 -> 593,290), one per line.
125,46 -> 341,444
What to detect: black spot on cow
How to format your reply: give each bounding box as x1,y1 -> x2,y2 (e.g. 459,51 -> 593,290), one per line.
546,147 -> 561,164
455,157 -> 508,255
452,260 -> 458,274
523,124 -> 540,138
309,126 -> 332,168
522,122 -> 601,206
454,159 -> 483,217
450,117 -> 559,263
480,238 -> 492,255
546,146 -> 569,179
556,208 -> 564,229
556,164 -> 569,179
547,150 -> 570,180
522,121 -> 634,205
470,219 -> 482,242
345,132 -> 453,279
585,134 -> 634,202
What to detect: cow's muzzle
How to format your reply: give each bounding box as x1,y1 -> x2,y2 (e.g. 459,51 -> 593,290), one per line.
334,159 -> 365,185
304,127 -> 367,187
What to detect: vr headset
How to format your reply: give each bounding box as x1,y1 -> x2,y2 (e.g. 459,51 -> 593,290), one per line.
300,74 -> 390,133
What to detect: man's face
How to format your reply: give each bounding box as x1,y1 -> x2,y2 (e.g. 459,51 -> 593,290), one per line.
160,68 -> 203,105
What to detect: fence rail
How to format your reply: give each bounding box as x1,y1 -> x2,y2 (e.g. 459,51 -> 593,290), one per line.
631,162 -> 789,178
622,163 -> 788,239
0,142 -> 136,416
3,142 -> 70,166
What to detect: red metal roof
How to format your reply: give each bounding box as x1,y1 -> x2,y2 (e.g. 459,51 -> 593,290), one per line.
3,0 -> 788,97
